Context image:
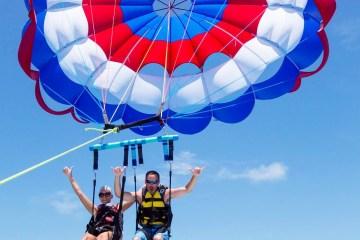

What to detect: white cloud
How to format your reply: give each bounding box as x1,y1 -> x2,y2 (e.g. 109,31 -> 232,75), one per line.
47,190 -> 82,215
217,162 -> 288,182
167,151 -> 207,175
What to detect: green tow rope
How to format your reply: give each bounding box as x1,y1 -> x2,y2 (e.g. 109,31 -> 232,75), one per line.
0,129 -> 116,186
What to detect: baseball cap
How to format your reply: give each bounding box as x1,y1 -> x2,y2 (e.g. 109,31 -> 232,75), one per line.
99,185 -> 112,193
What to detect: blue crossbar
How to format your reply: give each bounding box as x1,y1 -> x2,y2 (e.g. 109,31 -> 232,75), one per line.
89,135 -> 179,151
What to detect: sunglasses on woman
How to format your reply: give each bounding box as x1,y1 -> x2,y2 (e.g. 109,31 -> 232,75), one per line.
99,192 -> 111,197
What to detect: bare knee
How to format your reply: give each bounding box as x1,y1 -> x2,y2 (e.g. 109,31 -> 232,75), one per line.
153,235 -> 163,240
97,231 -> 113,240
82,232 -> 96,240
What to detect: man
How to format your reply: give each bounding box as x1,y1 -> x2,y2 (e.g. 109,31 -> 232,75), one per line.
112,166 -> 205,240
63,166 -> 133,240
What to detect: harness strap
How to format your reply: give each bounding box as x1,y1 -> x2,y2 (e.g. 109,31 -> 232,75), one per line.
123,145 -> 129,167
138,144 -> 144,164
131,144 -> 137,167
155,226 -> 169,235
134,167 -> 138,231
167,144 -> 173,237
139,229 -> 152,240
112,146 -> 129,240
169,140 -> 174,161
89,149 -> 99,229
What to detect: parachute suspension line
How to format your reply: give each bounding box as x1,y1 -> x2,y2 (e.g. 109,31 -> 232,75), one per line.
102,0 -> 117,108
170,0 -> 197,76
161,0 -> 172,106
99,0 -> 119,115
108,27 -> 162,123
38,82 -> 99,123
161,0 -> 197,123
105,25 -> 168,130
187,0 -> 264,76
163,1 -> 266,116
160,0 -> 207,105
55,1 -> 104,109
202,5 -> 266,49
157,0 -> 195,123
109,13 -> 168,123
164,73 -> 250,118
30,1 -> 105,122
0,129 -> 117,185
164,7 -> 279,120
88,0 -> 107,112
159,0 -> 230,118
80,0 -> 120,122
36,2 -> 109,125
188,0 -> 227,64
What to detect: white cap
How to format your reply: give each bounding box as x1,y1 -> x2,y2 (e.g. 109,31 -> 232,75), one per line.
99,185 -> 112,193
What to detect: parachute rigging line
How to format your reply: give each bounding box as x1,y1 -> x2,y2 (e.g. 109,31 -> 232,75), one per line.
108,27 -> 163,123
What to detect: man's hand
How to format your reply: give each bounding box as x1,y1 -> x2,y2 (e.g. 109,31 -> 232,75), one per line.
188,166 -> 206,176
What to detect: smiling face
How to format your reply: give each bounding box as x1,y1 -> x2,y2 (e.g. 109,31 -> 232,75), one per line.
98,190 -> 113,204
145,171 -> 160,195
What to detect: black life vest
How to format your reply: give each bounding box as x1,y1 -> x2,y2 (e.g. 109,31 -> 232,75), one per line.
95,203 -> 121,227
86,203 -> 123,238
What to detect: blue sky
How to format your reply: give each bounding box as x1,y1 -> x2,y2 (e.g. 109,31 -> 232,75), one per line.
1,1 -> 360,240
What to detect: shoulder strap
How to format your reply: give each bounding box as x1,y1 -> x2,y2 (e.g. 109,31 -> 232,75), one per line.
142,186 -> 147,198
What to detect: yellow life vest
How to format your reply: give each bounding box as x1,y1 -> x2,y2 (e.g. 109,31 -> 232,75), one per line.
138,187 -> 171,227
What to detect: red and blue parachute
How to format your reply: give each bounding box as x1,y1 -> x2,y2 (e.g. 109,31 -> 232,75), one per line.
19,0 -> 336,136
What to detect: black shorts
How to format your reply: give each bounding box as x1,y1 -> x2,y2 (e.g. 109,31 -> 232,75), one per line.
87,225 -> 114,236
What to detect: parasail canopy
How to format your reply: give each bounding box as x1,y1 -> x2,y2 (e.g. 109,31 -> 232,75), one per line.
19,0 -> 336,135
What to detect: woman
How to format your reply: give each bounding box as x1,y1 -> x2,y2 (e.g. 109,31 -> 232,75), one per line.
63,166 -> 133,240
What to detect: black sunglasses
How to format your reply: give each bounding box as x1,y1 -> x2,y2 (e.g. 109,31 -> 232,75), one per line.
146,179 -> 159,184
99,192 -> 111,197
